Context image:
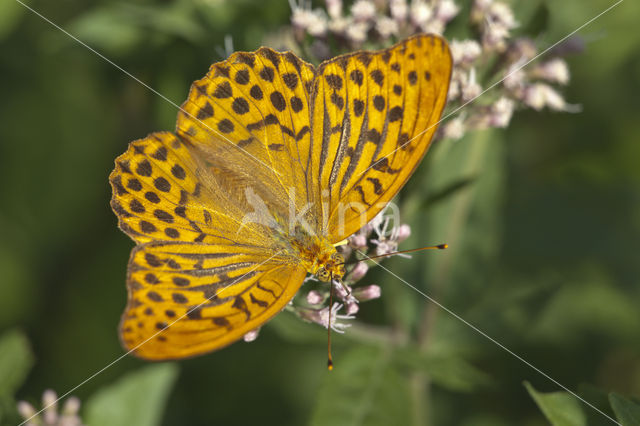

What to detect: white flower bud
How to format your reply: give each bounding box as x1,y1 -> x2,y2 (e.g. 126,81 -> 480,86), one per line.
531,58 -> 570,85
487,2 -> 516,30
390,0 -> 408,22
326,0 -> 343,19
351,0 -> 376,22
503,62 -> 526,91
422,20 -> 445,35
292,9 -> 328,37
410,0 -> 433,30
489,97 -> 515,127
483,23 -> 510,51
481,2 -> 517,51
346,21 -> 370,44
523,83 -> 579,112
540,85 -> 580,112
523,83 -> 547,110
436,0 -> 460,23
376,16 -> 399,39
328,16 -> 350,34
462,68 -> 482,102
442,116 -> 466,140
450,39 -> 482,65
243,328 -> 260,342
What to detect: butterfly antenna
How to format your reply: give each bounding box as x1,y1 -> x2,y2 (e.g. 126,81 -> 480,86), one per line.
341,244 -> 448,265
327,275 -> 334,371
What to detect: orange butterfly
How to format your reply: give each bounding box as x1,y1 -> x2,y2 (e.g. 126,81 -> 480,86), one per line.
109,34 -> 451,360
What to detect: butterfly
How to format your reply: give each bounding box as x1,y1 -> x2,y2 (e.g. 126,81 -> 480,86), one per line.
109,34 -> 452,360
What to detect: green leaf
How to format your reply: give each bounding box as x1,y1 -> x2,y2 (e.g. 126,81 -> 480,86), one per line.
68,6 -> 144,55
0,329 -> 34,397
84,363 -> 178,426
518,1 -> 550,36
524,381 -> 586,426
310,346 -> 410,426
577,384 -> 615,426
609,393 -> 640,426
68,2 -> 205,55
0,0 -> 26,41
394,347 -> 490,393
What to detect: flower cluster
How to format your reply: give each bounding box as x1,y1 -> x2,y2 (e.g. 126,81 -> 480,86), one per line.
17,390 -> 84,426
290,0 -> 459,54
289,0 -> 579,142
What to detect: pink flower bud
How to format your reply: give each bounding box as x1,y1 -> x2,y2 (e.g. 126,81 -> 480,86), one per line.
350,262 -> 369,281
307,290 -> 324,305
346,301 -> 360,315
375,241 -> 393,256
349,234 -> 368,249
353,285 -> 382,301
62,396 -> 81,416
334,282 -> 352,300
42,389 -> 58,424
17,401 -> 36,420
395,224 -> 411,242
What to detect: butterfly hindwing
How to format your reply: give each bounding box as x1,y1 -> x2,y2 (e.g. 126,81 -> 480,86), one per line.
120,241 -> 307,360
310,34 -> 452,242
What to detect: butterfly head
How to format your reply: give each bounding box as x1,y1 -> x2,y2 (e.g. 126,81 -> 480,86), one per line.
315,252 -> 346,282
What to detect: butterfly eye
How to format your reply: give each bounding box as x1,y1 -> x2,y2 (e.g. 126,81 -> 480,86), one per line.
317,267 -> 330,282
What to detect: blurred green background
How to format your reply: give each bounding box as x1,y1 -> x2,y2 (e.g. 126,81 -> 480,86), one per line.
1,0 -> 639,425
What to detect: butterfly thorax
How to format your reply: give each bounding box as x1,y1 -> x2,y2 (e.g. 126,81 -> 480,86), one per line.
280,227 -> 345,282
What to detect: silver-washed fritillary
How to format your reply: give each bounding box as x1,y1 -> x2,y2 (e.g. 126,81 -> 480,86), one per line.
109,34 -> 452,360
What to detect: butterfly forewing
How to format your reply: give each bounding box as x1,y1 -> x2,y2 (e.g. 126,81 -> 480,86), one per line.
177,48 -> 321,229
110,132 -> 275,248
310,34 -> 452,242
